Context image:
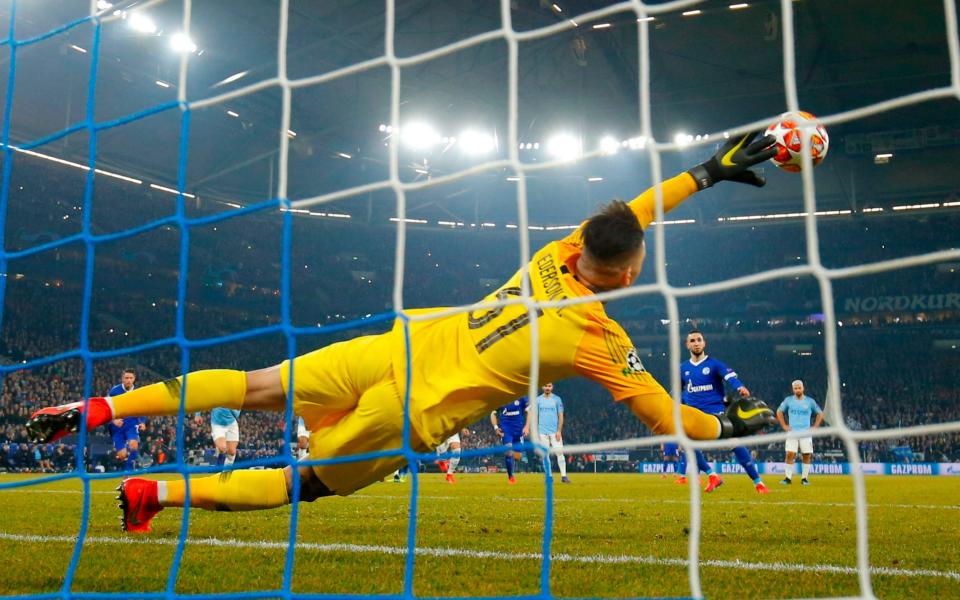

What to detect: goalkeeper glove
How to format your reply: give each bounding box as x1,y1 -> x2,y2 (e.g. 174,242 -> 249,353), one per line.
717,397 -> 776,438
687,131 -> 777,190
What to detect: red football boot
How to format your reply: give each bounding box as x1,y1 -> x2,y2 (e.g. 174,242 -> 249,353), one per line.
445,473 -> 456,484
26,398 -> 112,443
704,473 -> 724,493
117,478 -> 163,533
755,482 -> 770,495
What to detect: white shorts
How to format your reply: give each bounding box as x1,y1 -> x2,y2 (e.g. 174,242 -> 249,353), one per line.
538,433 -> 564,450
786,436 -> 813,454
212,422 -> 240,443
436,433 -> 461,455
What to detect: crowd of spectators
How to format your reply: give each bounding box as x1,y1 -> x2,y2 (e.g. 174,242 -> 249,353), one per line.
1,160 -> 958,473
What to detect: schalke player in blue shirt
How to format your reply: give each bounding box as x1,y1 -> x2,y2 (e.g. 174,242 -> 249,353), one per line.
776,380 -> 823,485
678,331 -> 770,494
106,369 -> 145,471
490,396 -> 530,484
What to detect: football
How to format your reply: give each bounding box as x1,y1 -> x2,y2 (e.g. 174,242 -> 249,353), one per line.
765,110 -> 829,172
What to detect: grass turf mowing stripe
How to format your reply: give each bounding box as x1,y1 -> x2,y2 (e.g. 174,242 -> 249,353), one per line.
7,489 -> 959,510
2,531 -> 957,582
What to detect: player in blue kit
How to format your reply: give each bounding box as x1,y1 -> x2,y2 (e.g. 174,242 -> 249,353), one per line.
660,442 -> 680,478
776,380 -> 823,485
678,331 -> 770,494
210,407 -> 241,465
490,396 -> 530,484
106,369 -> 145,471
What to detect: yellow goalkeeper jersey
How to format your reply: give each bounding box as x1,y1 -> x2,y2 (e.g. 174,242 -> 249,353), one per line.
392,172 -> 700,447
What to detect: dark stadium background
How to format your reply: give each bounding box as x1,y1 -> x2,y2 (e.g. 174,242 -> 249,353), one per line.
0,0 -> 957,472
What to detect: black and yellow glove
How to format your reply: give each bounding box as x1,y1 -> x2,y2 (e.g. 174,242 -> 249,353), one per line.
717,397 -> 776,438
688,131 -> 777,190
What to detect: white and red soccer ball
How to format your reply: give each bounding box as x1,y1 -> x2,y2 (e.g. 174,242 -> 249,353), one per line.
765,111 -> 829,172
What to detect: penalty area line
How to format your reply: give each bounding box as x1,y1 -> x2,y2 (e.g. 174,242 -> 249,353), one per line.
1,531 -> 957,582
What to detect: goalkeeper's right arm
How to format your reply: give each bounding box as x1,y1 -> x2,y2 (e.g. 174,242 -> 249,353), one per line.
622,392 -> 775,440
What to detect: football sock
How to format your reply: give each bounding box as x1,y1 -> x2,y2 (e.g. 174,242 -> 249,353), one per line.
448,451 -> 460,474
224,452 -> 236,466
505,453 -> 514,478
158,469 -> 289,511
110,370 -> 246,419
695,450 -> 713,475
556,453 -> 567,477
801,462 -> 811,480
678,454 -> 688,476
125,449 -> 138,471
733,446 -> 761,482
785,462 -> 794,480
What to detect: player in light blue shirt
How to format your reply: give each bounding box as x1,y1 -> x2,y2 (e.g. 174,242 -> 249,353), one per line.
535,383 -> 570,483
210,407 -> 241,466
105,369 -> 144,471
776,380 -> 823,485
678,331 -> 769,494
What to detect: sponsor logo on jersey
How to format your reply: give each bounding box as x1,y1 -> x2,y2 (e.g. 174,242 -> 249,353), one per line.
686,381 -> 714,393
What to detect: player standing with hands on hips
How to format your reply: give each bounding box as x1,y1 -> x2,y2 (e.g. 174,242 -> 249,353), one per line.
777,380 -> 823,485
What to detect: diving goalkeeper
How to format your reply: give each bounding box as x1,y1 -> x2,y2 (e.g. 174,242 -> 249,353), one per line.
26,132 -> 778,533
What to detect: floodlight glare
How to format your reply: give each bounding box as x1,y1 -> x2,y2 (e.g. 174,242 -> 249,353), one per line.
674,132 -> 693,147
401,121 -> 441,150
169,32 -> 198,53
458,129 -> 496,155
96,1 -> 113,10
127,12 -> 157,34
546,133 -> 581,161
599,136 -> 620,155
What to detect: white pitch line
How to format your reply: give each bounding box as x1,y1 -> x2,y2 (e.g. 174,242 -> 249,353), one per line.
0,531 -> 956,582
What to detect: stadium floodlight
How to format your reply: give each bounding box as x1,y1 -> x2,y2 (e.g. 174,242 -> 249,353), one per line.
673,132 -> 693,147
401,121 -> 441,150
169,32 -> 198,54
545,133 -> 581,162
458,129 -> 496,155
69,44 -> 87,54
599,136 -> 620,155
127,12 -> 158,34
96,0 -> 113,10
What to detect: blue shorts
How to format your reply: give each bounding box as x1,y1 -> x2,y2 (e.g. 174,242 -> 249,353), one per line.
112,429 -> 139,451
501,429 -> 524,448
663,443 -> 679,456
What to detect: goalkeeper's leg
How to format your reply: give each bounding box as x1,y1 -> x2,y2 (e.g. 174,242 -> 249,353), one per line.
119,464 -> 332,533
27,367 -> 285,443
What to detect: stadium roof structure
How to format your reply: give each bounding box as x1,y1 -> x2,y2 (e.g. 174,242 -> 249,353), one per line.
0,0 -> 957,227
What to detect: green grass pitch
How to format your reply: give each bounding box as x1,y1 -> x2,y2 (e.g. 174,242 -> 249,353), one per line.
1,472 -> 957,598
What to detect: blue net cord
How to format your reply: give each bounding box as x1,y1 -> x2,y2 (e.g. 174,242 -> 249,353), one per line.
0,3 -> 570,600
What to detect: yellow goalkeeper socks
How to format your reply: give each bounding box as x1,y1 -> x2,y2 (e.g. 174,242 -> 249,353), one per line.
108,369 -> 246,418
158,469 -> 290,511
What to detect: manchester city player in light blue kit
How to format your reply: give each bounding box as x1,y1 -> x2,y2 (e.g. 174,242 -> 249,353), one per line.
106,369 -> 145,471
490,396 -> 530,484
776,380 -> 824,485
535,383 -> 570,483
210,407 -> 241,466
678,331 -> 770,494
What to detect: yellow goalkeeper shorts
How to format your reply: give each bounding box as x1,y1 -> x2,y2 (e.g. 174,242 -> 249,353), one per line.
279,332 -> 424,496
